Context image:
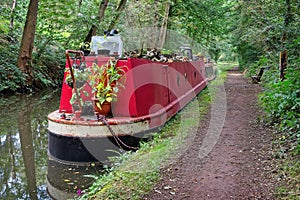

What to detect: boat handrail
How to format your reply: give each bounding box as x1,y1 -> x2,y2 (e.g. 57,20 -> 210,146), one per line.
65,50 -> 85,111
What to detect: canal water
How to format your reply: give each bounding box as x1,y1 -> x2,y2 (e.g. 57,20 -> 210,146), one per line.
0,89 -> 103,200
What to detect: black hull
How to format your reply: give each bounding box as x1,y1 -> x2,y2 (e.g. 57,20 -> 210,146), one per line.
48,130 -> 148,165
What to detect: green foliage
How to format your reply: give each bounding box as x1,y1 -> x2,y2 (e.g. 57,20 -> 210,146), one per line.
169,0 -> 234,61
170,0 -> 228,43
0,40 -> 25,92
232,0 -> 300,68
120,0 -> 234,62
0,0 -> 67,93
259,68 -> 300,137
32,40 -> 66,88
37,0 -> 78,44
0,19 -> 10,34
0,1 -> 11,33
1,0 -> 237,93
0,0 -> 29,37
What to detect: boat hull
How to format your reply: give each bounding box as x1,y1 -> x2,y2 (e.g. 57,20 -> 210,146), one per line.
48,129 -> 148,165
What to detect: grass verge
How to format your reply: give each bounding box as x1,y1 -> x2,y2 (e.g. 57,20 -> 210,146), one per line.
275,159 -> 300,199
273,140 -> 300,199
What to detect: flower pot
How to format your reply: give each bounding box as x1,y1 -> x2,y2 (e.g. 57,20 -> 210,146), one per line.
72,102 -> 94,116
97,49 -> 110,56
75,80 -> 85,88
92,98 -> 111,116
83,49 -> 90,56
82,102 -> 94,116
72,103 -> 80,113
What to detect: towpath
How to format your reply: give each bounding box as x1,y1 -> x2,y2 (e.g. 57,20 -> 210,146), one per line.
143,67 -> 277,199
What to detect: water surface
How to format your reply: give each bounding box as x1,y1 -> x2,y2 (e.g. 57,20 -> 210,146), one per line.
0,90 -> 101,199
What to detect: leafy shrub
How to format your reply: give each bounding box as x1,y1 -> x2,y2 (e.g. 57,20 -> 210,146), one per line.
0,41 -> 26,93
32,41 -> 66,88
0,35 -> 65,93
259,67 -> 300,138
260,34 -> 300,139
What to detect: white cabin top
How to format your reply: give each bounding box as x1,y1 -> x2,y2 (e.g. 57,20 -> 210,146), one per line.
91,35 -> 123,57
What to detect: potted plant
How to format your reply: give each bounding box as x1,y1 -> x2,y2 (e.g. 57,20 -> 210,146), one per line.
65,58 -> 126,116
80,42 -> 92,56
88,58 -> 126,116
65,62 -> 94,115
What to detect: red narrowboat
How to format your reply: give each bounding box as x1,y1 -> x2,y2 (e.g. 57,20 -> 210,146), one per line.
47,35 -> 215,165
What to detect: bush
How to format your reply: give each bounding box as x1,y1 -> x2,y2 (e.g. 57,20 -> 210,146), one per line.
0,35 -> 65,93
259,67 -> 300,138
0,41 -> 26,93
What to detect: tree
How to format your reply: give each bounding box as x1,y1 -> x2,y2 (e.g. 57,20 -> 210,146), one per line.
122,0 -> 171,49
157,1 -> 171,49
83,0 -> 110,44
169,0 -> 228,44
16,0 -> 38,86
231,0 -> 299,69
108,0 -> 127,30
10,0 -> 17,31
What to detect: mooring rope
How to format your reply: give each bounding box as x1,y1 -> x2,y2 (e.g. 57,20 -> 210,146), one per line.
97,115 -> 139,150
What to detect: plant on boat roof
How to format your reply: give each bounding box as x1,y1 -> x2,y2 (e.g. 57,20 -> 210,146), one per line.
65,62 -> 91,106
89,58 -> 126,108
65,58 -> 126,111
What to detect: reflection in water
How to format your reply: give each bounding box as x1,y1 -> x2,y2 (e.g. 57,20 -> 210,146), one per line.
18,102 -> 37,200
0,90 -> 59,199
47,159 -> 103,199
0,90 -> 105,200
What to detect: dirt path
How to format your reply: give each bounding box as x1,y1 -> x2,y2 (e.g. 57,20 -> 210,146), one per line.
144,68 -> 277,200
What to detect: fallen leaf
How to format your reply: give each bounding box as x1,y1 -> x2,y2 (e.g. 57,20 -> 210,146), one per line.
154,189 -> 162,194
163,186 -> 172,190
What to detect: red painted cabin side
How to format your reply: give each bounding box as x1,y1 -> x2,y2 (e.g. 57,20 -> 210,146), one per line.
59,56 -> 207,121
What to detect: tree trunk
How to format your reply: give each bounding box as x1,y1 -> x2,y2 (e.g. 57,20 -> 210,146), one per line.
10,0 -> 17,31
157,2 -> 171,49
281,0 -> 292,43
16,0 -> 38,86
145,3 -> 159,49
152,3 -> 160,48
83,24 -> 98,45
280,0 -> 292,80
78,0 -> 82,10
284,0 -> 292,29
108,0 -> 127,30
83,0 -> 109,44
